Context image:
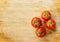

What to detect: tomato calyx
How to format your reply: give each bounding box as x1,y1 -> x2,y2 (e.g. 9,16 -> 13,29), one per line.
38,31 -> 43,34
34,20 -> 38,26
45,13 -> 49,18
34,20 -> 41,28
49,21 -> 53,26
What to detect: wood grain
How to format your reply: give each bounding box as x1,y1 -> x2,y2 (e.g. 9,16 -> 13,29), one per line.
0,0 -> 60,42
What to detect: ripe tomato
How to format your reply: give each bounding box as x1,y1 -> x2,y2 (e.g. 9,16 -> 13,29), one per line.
46,19 -> 56,30
36,27 -> 46,38
31,17 -> 42,28
41,10 -> 51,21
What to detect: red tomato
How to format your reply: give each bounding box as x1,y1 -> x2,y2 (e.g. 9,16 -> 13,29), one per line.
36,27 -> 46,38
31,17 -> 42,28
46,19 -> 56,30
41,10 -> 51,21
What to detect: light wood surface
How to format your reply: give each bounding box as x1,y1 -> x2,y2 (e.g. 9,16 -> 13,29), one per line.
0,0 -> 60,42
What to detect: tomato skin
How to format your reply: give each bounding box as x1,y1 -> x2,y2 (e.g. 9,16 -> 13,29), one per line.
41,10 -> 51,21
46,19 -> 56,30
31,17 -> 42,28
36,27 -> 46,38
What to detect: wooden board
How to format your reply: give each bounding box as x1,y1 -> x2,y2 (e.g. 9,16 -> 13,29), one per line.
0,0 -> 60,42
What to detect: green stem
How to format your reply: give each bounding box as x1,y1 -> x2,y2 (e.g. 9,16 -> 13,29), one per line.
38,32 -> 43,34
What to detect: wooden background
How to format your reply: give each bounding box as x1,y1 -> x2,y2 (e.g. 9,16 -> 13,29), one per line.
0,0 -> 60,42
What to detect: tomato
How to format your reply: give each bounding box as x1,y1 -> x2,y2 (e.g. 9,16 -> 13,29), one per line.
41,10 -> 51,21
36,27 -> 46,38
31,17 -> 42,28
46,19 -> 56,30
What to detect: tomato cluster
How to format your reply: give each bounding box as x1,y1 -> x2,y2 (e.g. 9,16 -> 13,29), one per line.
31,10 -> 56,38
